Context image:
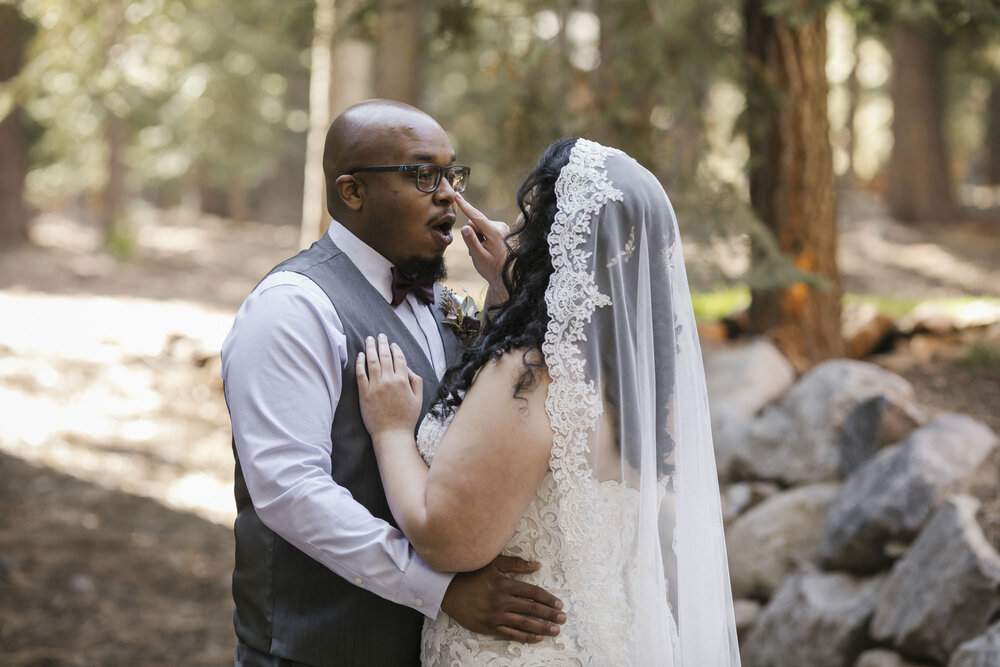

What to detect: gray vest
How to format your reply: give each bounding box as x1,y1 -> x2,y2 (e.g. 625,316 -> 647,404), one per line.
231,234 -> 462,666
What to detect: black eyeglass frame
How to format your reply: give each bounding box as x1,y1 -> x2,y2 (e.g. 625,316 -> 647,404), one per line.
345,163 -> 471,194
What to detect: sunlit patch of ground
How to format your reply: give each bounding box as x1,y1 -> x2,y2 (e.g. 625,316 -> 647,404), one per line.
0,291 -> 236,525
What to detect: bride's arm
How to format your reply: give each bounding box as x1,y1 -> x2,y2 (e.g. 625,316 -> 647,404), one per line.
357,335 -> 552,573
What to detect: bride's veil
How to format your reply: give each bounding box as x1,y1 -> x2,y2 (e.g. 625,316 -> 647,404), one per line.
542,139 -> 740,665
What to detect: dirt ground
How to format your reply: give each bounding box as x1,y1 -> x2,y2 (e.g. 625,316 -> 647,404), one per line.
0,194 -> 998,666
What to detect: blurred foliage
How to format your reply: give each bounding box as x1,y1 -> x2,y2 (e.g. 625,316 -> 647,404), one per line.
691,290 -> 1000,323
7,0 -> 1000,286
844,0 -> 1000,40
840,0 -> 1000,188
418,0 -> 797,289
692,287 -> 752,321
16,0 -> 311,206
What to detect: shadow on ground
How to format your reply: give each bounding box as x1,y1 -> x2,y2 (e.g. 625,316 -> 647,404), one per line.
0,453 -> 234,666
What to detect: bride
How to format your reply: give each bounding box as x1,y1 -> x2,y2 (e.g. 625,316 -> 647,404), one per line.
356,138 -> 741,665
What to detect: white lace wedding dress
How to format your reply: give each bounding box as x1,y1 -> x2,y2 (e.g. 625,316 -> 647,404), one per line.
415,409 -> 677,666
410,139 -> 738,666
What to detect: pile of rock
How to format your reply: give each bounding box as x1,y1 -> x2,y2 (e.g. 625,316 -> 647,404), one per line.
706,340 -> 1000,666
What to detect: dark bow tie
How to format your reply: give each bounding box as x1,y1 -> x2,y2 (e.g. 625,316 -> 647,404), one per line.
390,267 -> 434,307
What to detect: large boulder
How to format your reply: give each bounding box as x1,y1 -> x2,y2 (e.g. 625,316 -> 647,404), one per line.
733,598 -> 762,641
949,621 -> 1000,667
721,481 -> 780,525
730,360 -> 925,485
726,483 -> 840,599
703,339 -> 796,479
741,567 -> 883,667
871,496 -> 1000,664
820,414 -> 998,572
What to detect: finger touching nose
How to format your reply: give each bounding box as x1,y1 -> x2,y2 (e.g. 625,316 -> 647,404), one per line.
434,175 -> 458,203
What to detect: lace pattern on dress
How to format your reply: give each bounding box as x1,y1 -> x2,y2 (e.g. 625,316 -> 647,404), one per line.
542,139 -> 638,664
416,409 -> 582,666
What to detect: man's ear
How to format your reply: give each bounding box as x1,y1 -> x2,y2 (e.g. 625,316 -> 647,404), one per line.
335,175 -> 363,211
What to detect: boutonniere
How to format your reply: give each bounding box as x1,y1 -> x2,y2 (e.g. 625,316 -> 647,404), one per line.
440,287 -> 484,344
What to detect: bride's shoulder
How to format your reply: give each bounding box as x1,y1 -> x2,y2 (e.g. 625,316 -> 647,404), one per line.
465,348 -> 551,407
463,348 -> 553,441
489,348 -> 551,390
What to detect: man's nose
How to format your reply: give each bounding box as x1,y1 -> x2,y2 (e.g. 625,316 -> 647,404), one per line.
433,175 -> 457,204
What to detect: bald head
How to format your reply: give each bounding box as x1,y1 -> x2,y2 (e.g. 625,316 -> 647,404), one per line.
323,100 -> 448,219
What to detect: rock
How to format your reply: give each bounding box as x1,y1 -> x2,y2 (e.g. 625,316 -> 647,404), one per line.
897,302 -> 957,336
726,483 -> 840,599
733,598 -> 761,640
705,338 -> 796,422
722,483 -> 753,525
741,568 -> 883,667
820,414 -> 998,572
721,481 -> 780,525
949,621 -> 1000,667
854,648 -> 932,667
840,395 -> 887,476
871,496 -> 1000,664
839,390 -> 931,476
69,573 -> 95,594
704,339 -> 796,479
731,360 -> 926,485
843,302 -> 896,359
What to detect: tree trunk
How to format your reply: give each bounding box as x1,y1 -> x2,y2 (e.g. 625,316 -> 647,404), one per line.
886,22 -> 954,222
845,36 -> 860,182
180,163 -> 202,223
987,76 -> 1000,186
227,175 -> 248,223
374,0 -> 421,105
744,0 -> 843,369
300,0 -> 336,248
329,0 -> 372,117
594,1 -> 658,166
0,4 -> 29,249
102,112 -> 128,243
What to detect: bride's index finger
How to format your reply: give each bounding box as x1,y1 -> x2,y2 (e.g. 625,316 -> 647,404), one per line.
455,193 -> 488,225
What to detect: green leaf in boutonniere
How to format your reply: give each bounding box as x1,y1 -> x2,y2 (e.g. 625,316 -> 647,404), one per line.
440,287 -> 484,344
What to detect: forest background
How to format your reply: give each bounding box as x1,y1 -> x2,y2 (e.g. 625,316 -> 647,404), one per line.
1,0 -> 1000,664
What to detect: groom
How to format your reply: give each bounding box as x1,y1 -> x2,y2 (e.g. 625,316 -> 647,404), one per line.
222,100 -> 565,666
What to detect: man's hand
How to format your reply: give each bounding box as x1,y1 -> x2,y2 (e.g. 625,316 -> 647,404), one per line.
441,555 -> 566,643
456,193 -> 510,306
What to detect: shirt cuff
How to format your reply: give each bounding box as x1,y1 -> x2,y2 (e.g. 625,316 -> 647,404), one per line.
397,551 -> 454,619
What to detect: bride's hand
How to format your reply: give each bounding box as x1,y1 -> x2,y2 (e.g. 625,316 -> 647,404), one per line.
456,193 -> 510,304
356,334 -> 423,440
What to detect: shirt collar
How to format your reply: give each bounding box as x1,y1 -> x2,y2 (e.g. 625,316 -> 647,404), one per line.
326,219 -> 394,304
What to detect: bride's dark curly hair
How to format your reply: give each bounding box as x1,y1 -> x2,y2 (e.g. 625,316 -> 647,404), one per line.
432,137 -> 578,414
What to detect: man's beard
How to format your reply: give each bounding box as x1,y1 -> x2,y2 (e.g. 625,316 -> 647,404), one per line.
396,255 -> 447,287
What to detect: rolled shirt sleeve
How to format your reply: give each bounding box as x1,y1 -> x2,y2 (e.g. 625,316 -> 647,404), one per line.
221,271 -> 452,618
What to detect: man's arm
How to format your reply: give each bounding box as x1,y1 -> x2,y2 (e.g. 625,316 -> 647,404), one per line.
223,274 -> 451,614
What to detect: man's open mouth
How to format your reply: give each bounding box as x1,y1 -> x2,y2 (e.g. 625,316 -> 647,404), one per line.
430,214 -> 456,246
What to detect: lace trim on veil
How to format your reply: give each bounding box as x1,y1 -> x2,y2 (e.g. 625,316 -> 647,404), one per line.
542,139 -> 626,663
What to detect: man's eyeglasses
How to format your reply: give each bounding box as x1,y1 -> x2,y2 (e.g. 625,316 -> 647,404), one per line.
346,163 -> 471,194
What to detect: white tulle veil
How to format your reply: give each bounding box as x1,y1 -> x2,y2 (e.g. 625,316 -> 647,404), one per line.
542,139 -> 740,665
